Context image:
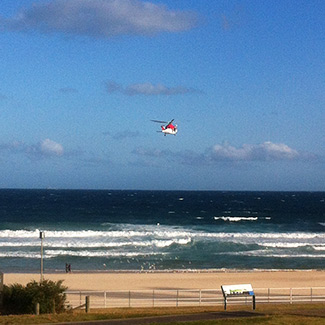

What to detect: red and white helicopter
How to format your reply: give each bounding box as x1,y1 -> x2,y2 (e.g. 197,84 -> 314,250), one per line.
151,119 -> 178,136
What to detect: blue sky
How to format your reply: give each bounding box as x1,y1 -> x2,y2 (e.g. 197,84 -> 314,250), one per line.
0,0 -> 324,190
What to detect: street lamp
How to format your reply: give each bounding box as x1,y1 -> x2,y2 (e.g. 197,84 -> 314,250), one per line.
39,231 -> 45,283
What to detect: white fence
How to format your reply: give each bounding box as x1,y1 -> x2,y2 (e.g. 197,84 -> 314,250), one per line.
65,287 -> 325,309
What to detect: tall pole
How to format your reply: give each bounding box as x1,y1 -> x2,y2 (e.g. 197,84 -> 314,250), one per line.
40,231 -> 45,283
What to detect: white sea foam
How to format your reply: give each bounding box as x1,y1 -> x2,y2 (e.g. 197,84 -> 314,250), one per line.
198,232 -> 325,240
0,250 -> 165,259
1,226 -> 324,263
0,241 -> 144,248
45,250 -> 164,258
152,238 -> 191,247
0,229 -> 41,238
220,251 -> 325,258
1,225 -> 324,264
313,245 -> 325,251
0,237 -> 191,249
0,252 -> 43,258
214,216 -> 258,222
0,226 -> 172,244
1,228 -> 325,242
0,242 -> 39,247
258,253 -> 325,258
0,229 -> 157,238
259,242 -> 312,248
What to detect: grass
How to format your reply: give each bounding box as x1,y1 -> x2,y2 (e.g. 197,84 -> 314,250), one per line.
0,303 -> 325,324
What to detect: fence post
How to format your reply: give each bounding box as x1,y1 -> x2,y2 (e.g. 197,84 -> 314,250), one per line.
0,272 -> 3,308
104,291 -> 107,308
199,289 -> 201,306
35,302 -> 40,315
290,288 -> 292,304
85,296 -> 90,313
176,290 -> 179,307
153,290 -> 155,307
268,288 -> 270,303
129,291 -> 131,308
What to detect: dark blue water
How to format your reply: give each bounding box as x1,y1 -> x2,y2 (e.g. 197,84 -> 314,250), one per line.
0,189 -> 324,272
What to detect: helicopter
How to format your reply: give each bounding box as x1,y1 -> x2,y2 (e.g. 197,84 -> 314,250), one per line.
151,119 -> 178,136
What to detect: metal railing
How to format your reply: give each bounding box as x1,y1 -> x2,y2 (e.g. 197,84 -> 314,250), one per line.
65,287 -> 325,309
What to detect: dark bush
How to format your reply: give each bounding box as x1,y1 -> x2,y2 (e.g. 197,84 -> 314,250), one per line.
1,279 -> 67,315
1,283 -> 31,315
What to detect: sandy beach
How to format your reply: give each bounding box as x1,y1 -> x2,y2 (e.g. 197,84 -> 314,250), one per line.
4,270 -> 325,291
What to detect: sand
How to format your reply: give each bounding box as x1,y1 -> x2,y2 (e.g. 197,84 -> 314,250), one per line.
3,270 -> 325,291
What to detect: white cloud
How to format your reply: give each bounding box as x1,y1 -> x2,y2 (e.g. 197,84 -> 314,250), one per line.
0,139 -> 64,159
133,141 -> 317,166
210,141 -> 299,161
106,81 -> 200,96
39,139 -> 64,157
2,0 -> 198,38
126,83 -> 199,95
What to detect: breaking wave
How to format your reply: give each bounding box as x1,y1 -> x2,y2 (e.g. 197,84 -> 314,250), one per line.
1,228 -> 325,243
214,216 -> 259,222
0,251 -> 165,259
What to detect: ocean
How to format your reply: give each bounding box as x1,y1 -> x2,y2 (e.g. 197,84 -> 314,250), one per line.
0,189 -> 325,272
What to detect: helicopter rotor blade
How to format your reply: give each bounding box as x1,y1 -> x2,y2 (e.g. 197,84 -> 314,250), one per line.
151,120 -> 168,124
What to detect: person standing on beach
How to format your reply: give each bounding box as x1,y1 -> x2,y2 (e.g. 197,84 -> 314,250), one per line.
65,263 -> 72,273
